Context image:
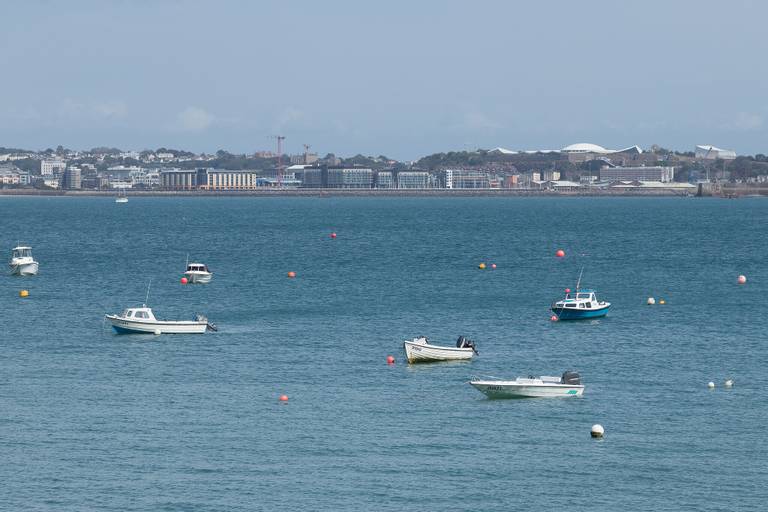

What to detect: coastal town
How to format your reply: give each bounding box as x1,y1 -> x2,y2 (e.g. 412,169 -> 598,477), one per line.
1,141 -> 767,196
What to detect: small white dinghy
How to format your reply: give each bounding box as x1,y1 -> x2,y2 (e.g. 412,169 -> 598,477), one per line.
403,335 -> 477,363
470,371 -> 584,398
105,306 -> 216,334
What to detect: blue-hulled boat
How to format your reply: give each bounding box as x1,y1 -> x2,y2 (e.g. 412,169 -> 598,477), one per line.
551,288 -> 611,320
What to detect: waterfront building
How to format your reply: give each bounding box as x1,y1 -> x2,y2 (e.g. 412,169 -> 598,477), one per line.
203,170 -> 261,190
129,169 -> 160,188
600,166 -> 674,183
503,175 -> 519,188
61,167 -> 82,189
0,165 -> 26,185
327,167 -> 374,188
560,143 -> 643,163
300,167 -> 324,188
541,170 -> 561,181
159,169 -> 205,190
376,171 -> 394,189
445,170 -> 490,189
695,145 -> 737,160
41,159 -> 66,176
397,171 -> 431,189
443,169 -> 454,189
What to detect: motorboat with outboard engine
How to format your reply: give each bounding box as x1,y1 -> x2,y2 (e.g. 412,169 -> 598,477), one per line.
105,306 -> 217,334
551,288 -> 610,320
469,371 -> 584,398
403,335 -> 477,363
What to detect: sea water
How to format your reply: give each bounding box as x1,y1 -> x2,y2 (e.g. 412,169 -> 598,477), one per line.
0,196 -> 765,511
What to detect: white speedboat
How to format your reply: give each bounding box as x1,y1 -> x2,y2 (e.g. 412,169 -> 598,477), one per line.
403,335 -> 477,363
184,263 -> 212,284
105,306 -> 216,334
470,371 -> 584,398
9,246 -> 39,276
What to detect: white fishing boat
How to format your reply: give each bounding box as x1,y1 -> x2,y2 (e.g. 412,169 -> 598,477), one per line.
115,188 -> 128,203
105,306 -> 215,334
403,335 -> 477,363
469,371 -> 584,398
9,246 -> 39,276
184,262 -> 212,284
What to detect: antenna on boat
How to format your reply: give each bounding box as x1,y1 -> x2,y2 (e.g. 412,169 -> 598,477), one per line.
575,266 -> 584,291
144,279 -> 152,306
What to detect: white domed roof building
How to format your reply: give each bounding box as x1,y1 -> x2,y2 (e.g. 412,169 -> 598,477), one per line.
561,143 -> 611,154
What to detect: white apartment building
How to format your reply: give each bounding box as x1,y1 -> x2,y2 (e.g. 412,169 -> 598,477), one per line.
41,159 -> 67,176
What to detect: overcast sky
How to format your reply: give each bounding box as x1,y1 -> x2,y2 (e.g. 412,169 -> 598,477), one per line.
1,0 -> 766,159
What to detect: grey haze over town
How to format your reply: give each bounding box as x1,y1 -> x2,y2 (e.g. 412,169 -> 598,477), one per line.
1,0 -> 767,160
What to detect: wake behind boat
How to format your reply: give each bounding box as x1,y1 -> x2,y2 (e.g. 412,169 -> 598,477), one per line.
105,306 -> 216,334
403,335 -> 477,363
470,371 -> 584,398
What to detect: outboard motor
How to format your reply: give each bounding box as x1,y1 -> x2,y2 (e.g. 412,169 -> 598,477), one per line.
457,336 -> 478,354
561,371 -> 581,385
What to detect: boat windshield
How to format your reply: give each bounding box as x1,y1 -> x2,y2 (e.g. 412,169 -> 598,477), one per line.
13,248 -> 32,258
576,293 -> 592,299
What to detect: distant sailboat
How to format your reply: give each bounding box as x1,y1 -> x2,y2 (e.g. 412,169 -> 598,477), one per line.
115,188 -> 128,203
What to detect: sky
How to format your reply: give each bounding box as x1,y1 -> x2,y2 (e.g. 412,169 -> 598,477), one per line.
1,0 -> 766,160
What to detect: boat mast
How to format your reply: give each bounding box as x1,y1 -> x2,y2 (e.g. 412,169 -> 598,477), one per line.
144,279 -> 152,306
575,266 -> 584,291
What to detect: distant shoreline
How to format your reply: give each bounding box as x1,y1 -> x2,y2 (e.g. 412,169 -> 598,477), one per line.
0,186 -> 765,198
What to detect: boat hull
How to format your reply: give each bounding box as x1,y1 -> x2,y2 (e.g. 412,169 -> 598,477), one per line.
470,381 -> 584,399
184,272 -> 212,284
404,341 -> 474,363
551,304 -> 610,320
10,261 -> 38,276
105,315 -> 208,334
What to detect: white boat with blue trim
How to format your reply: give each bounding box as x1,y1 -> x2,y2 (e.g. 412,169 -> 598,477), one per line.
551,288 -> 610,320
403,335 -> 477,363
105,306 -> 215,334
470,371 -> 584,398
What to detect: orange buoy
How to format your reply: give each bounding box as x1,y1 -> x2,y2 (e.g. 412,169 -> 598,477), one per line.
386,355 -> 395,365
180,277 -> 188,284
737,275 -> 747,284
330,232 -> 337,239
287,271 -> 296,278
555,249 -> 565,258
491,263 -> 497,269
478,263 -> 486,270
279,394 -> 289,402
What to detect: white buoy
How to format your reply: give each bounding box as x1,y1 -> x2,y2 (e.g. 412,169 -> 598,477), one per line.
590,424 -> 604,438
154,329 -> 161,335
725,379 -> 733,388
707,381 -> 715,389
647,297 -> 656,305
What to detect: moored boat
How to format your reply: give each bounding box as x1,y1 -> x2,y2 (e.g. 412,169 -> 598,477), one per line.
403,335 -> 477,363
105,306 -> 216,334
470,371 -> 584,398
550,288 -> 610,320
9,246 -> 39,276
184,262 -> 212,284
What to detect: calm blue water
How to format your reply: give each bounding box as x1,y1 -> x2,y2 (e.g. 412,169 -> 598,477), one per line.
0,196 -> 765,511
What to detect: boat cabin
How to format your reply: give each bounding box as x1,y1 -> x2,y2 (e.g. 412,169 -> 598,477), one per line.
556,289 -> 600,309
11,246 -> 33,259
186,263 -> 210,273
120,307 -> 157,321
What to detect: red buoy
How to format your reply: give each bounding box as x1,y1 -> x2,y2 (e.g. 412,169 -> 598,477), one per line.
491,263 -> 497,269
550,315 -> 559,322
180,277 -> 188,284
279,394 -> 289,402
565,288 -> 571,293
330,232 -> 337,239
386,355 -> 395,365
287,271 -> 296,278
737,275 -> 747,284
555,249 -> 565,258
